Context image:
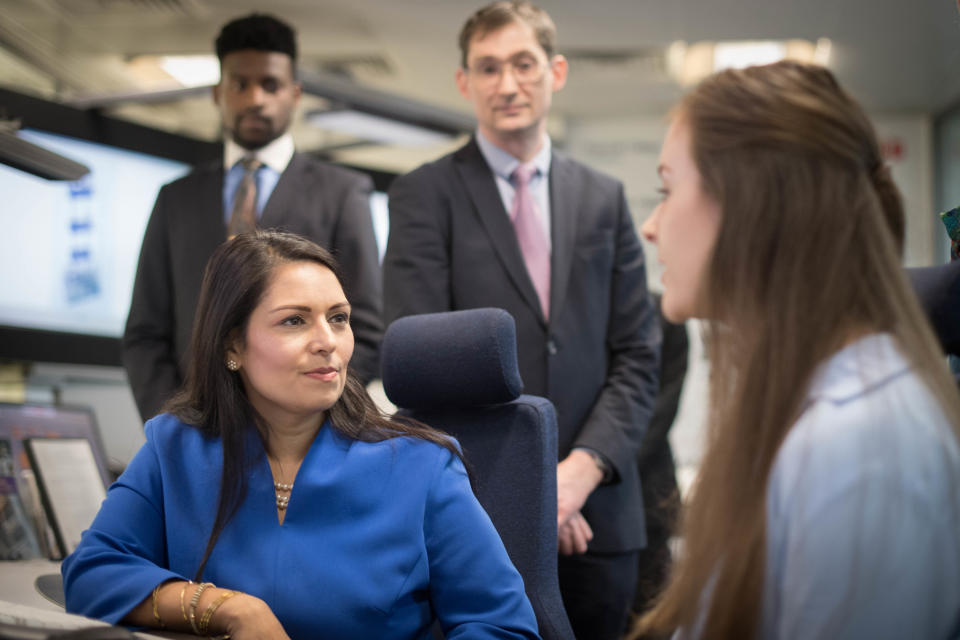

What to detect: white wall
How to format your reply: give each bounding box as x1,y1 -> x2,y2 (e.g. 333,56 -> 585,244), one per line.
872,114 -> 935,267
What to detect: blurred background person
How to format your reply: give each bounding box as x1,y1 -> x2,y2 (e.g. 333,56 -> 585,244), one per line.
123,13 -> 383,423
383,4 -> 661,636
633,61 -> 960,639
64,230 -> 539,640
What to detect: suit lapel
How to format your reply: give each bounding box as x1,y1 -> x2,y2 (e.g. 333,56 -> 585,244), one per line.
198,163 -> 227,244
260,152 -> 305,228
549,152 -> 580,319
454,140 -> 546,325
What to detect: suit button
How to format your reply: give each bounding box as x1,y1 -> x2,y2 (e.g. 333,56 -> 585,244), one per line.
547,340 -> 558,355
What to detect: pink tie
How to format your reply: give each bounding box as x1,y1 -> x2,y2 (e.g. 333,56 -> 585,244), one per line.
511,163 -> 550,319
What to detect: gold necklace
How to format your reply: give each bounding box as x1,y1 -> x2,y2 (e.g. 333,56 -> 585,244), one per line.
271,459 -> 294,511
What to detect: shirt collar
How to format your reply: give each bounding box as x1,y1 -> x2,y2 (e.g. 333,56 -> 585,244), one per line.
805,333 -> 910,404
223,133 -> 295,174
475,129 -> 552,182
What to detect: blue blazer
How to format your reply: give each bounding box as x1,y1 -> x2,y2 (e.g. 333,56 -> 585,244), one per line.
62,414 -> 540,639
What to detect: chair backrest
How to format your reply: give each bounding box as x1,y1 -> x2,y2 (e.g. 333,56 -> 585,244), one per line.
907,260 -> 960,357
381,308 -> 575,640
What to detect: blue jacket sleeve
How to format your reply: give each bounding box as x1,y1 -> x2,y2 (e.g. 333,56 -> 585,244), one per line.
424,449 -> 541,640
61,424 -> 184,624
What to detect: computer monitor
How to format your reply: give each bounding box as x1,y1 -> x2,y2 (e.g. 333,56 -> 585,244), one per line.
0,87 -> 217,367
0,402 -> 111,489
0,129 -> 190,340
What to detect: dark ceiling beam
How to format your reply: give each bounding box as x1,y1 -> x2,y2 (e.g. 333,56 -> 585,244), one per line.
65,85 -> 212,109
298,69 -> 474,136
60,68 -> 475,136
0,14 -> 85,92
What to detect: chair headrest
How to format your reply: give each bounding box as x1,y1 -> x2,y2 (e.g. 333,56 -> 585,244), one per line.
907,260 -> 960,356
381,308 -> 523,409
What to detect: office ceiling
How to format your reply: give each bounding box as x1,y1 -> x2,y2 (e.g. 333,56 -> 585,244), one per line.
2,0 -> 960,172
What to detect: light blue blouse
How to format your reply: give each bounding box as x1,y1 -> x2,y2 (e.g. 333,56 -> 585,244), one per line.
62,414 -> 540,639
763,334 -> 960,638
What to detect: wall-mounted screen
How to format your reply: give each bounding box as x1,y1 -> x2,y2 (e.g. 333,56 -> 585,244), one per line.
0,129 -> 189,338
0,88 -> 394,366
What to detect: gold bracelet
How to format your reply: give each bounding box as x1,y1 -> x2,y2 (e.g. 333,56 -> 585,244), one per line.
189,582 -> 215,634
179,580 -> 194,623
199,590 -> 237,635
151,582 -> 165,628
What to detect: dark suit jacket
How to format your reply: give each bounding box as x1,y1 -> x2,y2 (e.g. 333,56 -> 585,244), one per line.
638,296 -> 686,532
383,138 -> 661,552
123,152 -> 383,422
907,260 -> 960,357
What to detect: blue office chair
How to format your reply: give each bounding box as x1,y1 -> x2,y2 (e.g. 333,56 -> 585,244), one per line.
381,308 -> 575,640
908,260 -> 960,388
907,260 -> 960,358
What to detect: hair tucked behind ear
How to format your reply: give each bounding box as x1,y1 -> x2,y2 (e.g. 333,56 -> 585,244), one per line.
163,229 -> 464,580
633,61 -> 960,639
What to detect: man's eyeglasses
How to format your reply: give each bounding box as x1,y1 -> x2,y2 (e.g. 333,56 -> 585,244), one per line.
466,54 -> 548,88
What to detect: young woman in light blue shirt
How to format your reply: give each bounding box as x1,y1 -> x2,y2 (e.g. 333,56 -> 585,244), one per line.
634,61 -> 960,639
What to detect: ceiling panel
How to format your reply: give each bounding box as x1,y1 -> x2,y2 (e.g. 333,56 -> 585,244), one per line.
1,0 -> 958,173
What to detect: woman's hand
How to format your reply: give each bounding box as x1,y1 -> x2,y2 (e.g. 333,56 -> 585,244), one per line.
213,592 -> 291,640
125,581 -> 290,639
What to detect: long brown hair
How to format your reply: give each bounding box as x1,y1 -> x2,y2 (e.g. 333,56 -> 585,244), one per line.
164,230 -> 462,579
634,61 -> 960,638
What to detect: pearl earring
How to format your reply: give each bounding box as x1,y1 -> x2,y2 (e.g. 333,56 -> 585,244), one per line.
227,359 -> 239,371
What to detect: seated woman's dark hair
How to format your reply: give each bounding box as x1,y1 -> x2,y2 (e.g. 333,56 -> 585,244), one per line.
165,229 -> 460,579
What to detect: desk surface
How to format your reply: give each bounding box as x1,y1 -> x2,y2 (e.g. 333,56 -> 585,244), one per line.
0,559 -> 61,610
0,561 -> 193,639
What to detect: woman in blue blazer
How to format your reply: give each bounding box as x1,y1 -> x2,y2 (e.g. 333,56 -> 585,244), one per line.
62,230 -> 539,640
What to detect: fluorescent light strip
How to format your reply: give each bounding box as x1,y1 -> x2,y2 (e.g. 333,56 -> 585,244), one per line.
667,38 -> 832,86
306,109 -> 453,146
158,55 -> 220,88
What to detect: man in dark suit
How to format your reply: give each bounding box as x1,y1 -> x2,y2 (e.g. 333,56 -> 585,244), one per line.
123,14 -> 382,423
382,3 -> 660,637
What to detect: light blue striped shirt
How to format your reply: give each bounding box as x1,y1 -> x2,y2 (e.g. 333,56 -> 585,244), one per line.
475,130 -> 552,248
678,334 -> 960,639
222,134 -> 294,223
762,333 -> 960,638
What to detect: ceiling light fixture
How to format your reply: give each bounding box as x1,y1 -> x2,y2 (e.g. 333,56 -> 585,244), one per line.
667,38 -> 832,86
158,55 -> 220,88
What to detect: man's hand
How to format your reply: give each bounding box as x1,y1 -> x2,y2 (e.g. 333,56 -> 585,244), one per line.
558,511 -> 594,555
557,449 -> 604,529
